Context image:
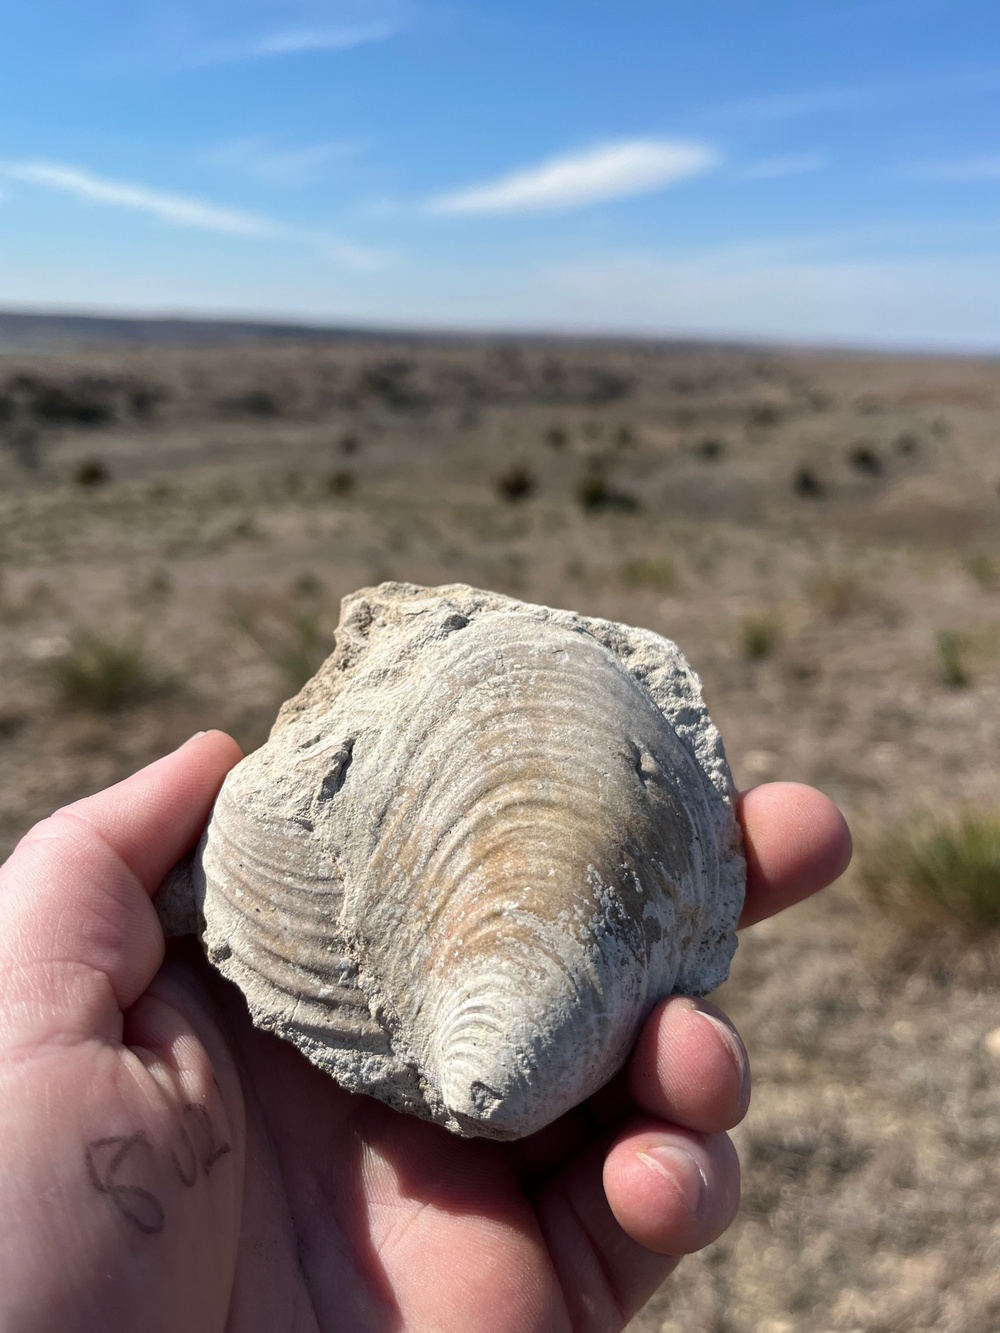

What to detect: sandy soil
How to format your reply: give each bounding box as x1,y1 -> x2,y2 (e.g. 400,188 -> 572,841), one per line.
1,328 -> 999,1330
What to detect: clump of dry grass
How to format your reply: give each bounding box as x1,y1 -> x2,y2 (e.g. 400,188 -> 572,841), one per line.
793,466 -> 825,498
804,567 -> 866,617
738,611 -> 781,661
325,469 -> 355,497
229,586 -> 332,691
494,464 -> 535,502
747,401 -> 782,429
618,556 -> 677,592
964,551 -> 999,590
31,378 -> 114,426
861,813 -> 1000,954
935,629 -> 971,687
575,473 -> 639,513
847,442 -> 882,476
73,457 -> 111,487
50,629 -> 161,711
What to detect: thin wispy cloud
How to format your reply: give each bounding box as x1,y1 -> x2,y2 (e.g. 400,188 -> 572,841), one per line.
323,238 -> 389,270
427,140 -> 717,216
201,137 -> 360,188
706,70 -> 1000,123
907,155 -> 1000,181
250,22 -> 397,56
739,153 -> 828,180
2,161 -> 275,236
1,159 -> 391,270
177,2 -> 410,67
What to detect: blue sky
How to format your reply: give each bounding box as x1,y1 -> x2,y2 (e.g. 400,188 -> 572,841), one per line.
0,0 -> 998,347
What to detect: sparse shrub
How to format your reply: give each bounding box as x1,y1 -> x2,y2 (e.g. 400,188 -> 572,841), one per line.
32,381 -> 113,427
965,552 -> 999,590
695,436 -> 725,461
618,557 -> 676,592
230,514 -> 264,541
292,571 -> 324,599
854,395 -> 884,416
217,390 -> 279,417
613,424 -> 635,450
931,417 -> 950,438
492,345 -> 523,379
73,458 -> 110,487
739,612 -> 781,662
229,599 -> 330,691
137,568 -> 174,603
793,467 -> 825,498
748,402 -> 782,429
540,358 -> 567,395
582,367 -> 631,404
848,443 -> 882,476
338,433 -> 361,455
0,393 -> 14,423
7,427 -> 40,469
936,630 -> 971,688
495,464 -> 535,502
270,610 -> 328,690
895,431 -> 919,456
546,425 -> 568,450
129,385 -> 164,419
51,629 -> 159,711
575,474 -> 639,513
0,712 -> 25,740
805,568 -> 865,617
862,813 -> 1000,940
808,389 -> 834,411
326,469 -> 355,497
359,359 -> 418,410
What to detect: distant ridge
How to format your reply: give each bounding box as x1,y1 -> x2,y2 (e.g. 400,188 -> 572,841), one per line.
0,310 -> 399,353
0,308 -> 766,357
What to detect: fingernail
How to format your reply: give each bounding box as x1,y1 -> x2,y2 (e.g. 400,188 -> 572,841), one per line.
183,731 -> 207,746
638,1144 -> 707,1218
690,1004 -> 751,1111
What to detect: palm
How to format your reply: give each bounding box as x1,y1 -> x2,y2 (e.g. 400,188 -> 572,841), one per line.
168,947 -> 668,1331
0,733 -> 850,1333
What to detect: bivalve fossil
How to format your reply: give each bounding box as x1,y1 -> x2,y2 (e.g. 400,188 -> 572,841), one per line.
157,582 -> 745,1139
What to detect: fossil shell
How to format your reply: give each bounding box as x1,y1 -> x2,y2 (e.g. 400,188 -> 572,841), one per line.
159,582 -> 745,1139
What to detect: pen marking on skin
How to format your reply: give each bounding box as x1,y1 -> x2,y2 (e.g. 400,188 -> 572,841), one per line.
85,1133 -> 165,1236
183,1101 -> 232,1175
85,1104 -> 230,1234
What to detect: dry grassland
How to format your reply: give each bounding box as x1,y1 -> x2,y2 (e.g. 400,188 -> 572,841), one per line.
1,326 -> 999,1330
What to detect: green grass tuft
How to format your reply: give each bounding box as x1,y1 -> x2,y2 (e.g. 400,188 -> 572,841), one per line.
936,630 -> 971,688
51,629 -> 159,711
229,593 -> 331,692
738,612 -> 781,661
862,813 -> 1000,938
618,557 -> 677,592
964,551 -> 999,590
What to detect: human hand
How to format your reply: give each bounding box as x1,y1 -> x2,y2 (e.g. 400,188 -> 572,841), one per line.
0,733 -> 850,1332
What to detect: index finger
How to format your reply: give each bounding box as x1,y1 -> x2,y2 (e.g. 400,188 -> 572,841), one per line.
737,782 -> 852,929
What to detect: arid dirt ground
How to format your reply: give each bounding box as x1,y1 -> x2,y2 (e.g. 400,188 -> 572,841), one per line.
1,323 -> 999,1331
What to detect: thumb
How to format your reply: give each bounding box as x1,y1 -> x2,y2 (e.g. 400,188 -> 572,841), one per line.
0,731 -> 242,1048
